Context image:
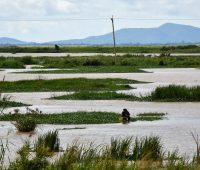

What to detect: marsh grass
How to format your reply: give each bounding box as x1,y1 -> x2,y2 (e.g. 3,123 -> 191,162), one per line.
0,93 -> 29,108
1,52 -> 200,70
0,112 -> 166,124
34,131 -> 60,157
52,91 -> 141,101
3,131 -> 200,169
0,78 -> 142,92
0,100 -> 29,108
150,85 -> 200,101
53,85 -> 200,102
0,112 -> 121,124
132,113 -> 167,122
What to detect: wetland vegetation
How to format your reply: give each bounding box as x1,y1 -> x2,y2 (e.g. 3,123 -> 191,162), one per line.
0,78 -> 143,92
0,112 -> 166,125
52,85 -> 200,102
1,53 -> 200,72
1,131 -> 200,170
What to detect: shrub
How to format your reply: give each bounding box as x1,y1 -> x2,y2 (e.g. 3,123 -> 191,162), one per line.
14,117 -> 36,132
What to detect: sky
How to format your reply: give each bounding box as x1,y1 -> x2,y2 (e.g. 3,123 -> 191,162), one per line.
0,0 -> 200,42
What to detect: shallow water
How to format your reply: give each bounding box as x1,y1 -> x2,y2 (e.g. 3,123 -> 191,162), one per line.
0,68 -> 200,161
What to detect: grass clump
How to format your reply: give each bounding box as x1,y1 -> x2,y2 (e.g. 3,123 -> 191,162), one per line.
14,117 -> 36,132
0,78 -> 142,92
34,131 -> 60,156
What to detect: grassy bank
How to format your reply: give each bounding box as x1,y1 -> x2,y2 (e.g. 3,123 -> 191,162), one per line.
52,85 -> 200,102
0,45 -> 200,53
0,78 -> 142,92
1,54 -> 200,69
0,112 -> 166,124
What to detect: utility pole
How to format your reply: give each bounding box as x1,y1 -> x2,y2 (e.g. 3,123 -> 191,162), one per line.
111,15 -> 117,64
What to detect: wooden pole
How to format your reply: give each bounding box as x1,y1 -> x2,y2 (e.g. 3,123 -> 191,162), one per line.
111,15 -> 117,64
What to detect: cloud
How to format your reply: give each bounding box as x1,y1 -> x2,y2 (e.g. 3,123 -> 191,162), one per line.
0,0 -> 200,42
0,0 -> 77,18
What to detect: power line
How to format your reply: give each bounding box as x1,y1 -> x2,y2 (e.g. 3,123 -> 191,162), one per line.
0,17 -> 200,22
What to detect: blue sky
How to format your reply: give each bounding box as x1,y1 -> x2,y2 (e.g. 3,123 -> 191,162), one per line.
0,0 -> 200,42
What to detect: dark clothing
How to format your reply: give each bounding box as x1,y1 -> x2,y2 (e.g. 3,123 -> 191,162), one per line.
122,109 -> 130,122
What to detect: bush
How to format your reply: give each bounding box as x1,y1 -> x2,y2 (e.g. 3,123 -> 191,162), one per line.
14,117 -> 36,132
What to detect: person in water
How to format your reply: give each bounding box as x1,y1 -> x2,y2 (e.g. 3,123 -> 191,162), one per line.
122,109 -> 130,122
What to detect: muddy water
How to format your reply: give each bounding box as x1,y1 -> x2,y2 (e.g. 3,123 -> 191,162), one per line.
0,68 -> 200,83
0,68 -> 200,160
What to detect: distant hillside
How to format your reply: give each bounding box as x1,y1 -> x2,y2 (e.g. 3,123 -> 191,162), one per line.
1,23 -> 200,45
0,37 -> 29,45
47,23 -> 200,45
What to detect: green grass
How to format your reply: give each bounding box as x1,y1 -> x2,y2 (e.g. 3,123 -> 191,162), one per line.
52,85 -> 200,102
0,100 -> 29,108
132,113 -> 167,121
151,85 -> 200,102
0,112 -> 166,124
0,78 -> 143,93
52,91 -> 141,101
1,54 -> 200,69
22,66 -> 146,73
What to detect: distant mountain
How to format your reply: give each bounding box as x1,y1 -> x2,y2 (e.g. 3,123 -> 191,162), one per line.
47,23 -> 200,45
1,23 -> 200,45
0,37 -> 29,45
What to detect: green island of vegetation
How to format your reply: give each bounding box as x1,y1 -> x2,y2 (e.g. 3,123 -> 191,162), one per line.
0,112 -> 166,124
0,78 -> 144,92
52,85 -> 200,102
